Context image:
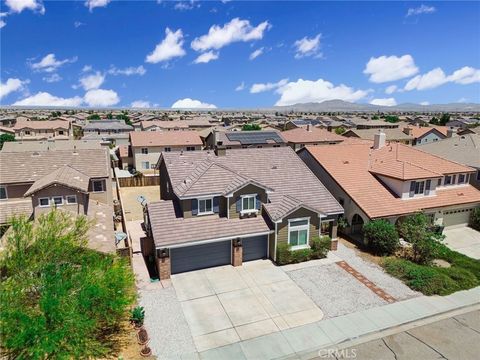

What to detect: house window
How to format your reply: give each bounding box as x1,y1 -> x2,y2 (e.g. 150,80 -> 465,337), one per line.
92,180 -> 105,192
241,194 -> 257,213
273,145 -> 281,148
150,163 -> 156,169
142,161 -> 150,169
141,148 -> 149,154
186,146 -> 195,151
0,186 -> 7,200
52,196 -> 63,206
414,181 -> 425,195
59,130 -> 64,135
288,218 -> 310,249
164,147 -> 171,152
39,198 -> 50,207
198,198 -> 213,215
25,130 -> 31,135
257,145 -> 263,148
437,178 -> 442,186
66,195 -> 77,204
459,174 -> 466,184
445,175 -> 452,185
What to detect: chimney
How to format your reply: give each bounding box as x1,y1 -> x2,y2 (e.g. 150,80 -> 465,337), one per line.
446,128 -> 455,138
215,145 -> 226,156
403,127 -> 412,136
373,130 -> 386,150
213,129 -> 219,146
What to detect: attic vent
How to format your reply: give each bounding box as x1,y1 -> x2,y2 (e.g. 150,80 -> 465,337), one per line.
272,165 -> 277,170
343,160 -> 349,164
32,151 -> 40,156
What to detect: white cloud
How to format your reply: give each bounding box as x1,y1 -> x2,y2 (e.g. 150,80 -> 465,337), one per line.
108,65 -> 146,76
30,53 -> 77,73
385,85 -> 397,94
191,18 -> 270,52
146,28 -> 186,64
78,71 -> 105,91
370,98 -> 397,106
364,55 -> 418,83
174,0 -> 199,11
0,13 -> 7,29
13,92 -> 83,107
250,78 -> 288,94
0,78 -> 28,99
74,21 -> 85,28
404,66 -> 480,91
193,51 -> 219,64
294,34 -> 321,59
420,101 -> 430,105
235,81 -> 245,91
43,73 -> 62,83
457,97 -> 468,103
84,89 -> 119,107
131,100 -> 151,108
5,0 -> 44,14
273,78 -> 370,106
85,0 -> 111,12
171,98 -> 217,109
82,65 -> 93,72
406,4 -> 436,17
249,47 -> 264,60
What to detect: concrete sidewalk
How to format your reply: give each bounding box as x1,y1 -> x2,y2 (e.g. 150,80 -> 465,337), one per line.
184,286 -> 480,360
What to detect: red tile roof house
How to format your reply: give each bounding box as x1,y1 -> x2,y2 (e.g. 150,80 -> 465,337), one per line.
143,147 -> 343,278
298,131 -> 480,243
402,125 -> 450,145
0,148 -> 116,253
129,131 -> 203,173
281,126 -> 345,151
13,119 -> 71,141
204,130 -> 288,150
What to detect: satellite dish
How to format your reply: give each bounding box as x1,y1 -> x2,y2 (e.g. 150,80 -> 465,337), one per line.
137,195 -> 147,207
115,232 -> 127,246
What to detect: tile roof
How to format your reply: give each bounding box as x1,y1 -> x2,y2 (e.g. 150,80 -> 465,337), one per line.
303,143 -> 480,219
0,199 -> 32,224
84,120 -> 133,131
141,119 -> 211,130
14,120 -> 69,130
1,139 -> 104,152
148,200 -> 272,247
404,125 -> 449,139
344,128 -> 414,141
24,165 -> 90,196
281,127 -> 344,144
129,131 -> 203,148
162,147 -> 343,219
0,148 -> 110,184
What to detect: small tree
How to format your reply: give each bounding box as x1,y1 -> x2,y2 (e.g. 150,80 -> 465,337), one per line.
0,133 -> 15,150
363,219 -> 399,255
242,123 -> 261,131
397,212 -> 444,264
470,208 -> 480,231
335,126 -> 346,135
439,113 -> 451,126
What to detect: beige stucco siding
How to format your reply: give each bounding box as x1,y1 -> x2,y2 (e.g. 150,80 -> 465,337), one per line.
31,185 -> 88,217
88,178 -> 113,205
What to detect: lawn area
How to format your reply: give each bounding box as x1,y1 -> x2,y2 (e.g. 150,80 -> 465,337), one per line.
382,243 -> 480,296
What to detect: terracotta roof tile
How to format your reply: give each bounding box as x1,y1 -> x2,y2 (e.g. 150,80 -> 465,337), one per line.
281,127 -> 344,144
130,131 -> 203,148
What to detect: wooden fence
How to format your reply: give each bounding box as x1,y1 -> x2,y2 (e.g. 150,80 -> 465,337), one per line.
117,175 -> 160,187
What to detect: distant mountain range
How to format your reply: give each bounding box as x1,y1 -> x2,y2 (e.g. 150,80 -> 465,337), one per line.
272,100 -> 480,113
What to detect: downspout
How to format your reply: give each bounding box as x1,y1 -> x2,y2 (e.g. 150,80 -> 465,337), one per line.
274,221 -> 278,262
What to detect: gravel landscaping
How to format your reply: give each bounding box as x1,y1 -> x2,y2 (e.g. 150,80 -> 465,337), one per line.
335,243 -> 421,300
287,263 -> 387,318
139,287 -> 196,360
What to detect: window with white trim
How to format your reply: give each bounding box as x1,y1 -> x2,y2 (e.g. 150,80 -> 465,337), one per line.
288,218 -> 310,249
164,147 -> 171,152
92,180 -> 106,192
198,198 -> 213,215
0,186 -> 7,200
52,196 -> 63,206
39,198 -> 50,207
141,148 -> 149,154
414,181 -> 425,195
66,195 -> 77,204
459,174 -> 466,184
241,194 -> 256,213
142,161 -> 150,169
186,146 -> 195,151
444,175 -> 452,185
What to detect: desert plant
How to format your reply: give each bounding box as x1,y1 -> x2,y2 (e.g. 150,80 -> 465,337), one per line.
130,306 -> 145,327
363,219 -> 400,255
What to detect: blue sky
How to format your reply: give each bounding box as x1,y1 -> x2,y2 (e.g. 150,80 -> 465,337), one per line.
1,0 -> 479,108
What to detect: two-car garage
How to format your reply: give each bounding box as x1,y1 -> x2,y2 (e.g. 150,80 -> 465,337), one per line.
443,207 -> 476,228
170,235 -> 268,274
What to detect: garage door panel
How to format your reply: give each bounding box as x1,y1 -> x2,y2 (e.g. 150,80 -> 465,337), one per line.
443,208 -> 473,228
171,240 -> 231,274
243,235 -> 268,262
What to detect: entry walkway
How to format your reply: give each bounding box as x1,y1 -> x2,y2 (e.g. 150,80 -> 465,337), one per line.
187,286 -> 480,359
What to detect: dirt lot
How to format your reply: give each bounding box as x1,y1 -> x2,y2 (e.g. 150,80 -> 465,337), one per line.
119,186 -> 160,221
339,237 -> 383,266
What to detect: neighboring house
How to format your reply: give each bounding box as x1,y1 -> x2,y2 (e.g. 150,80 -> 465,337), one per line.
144,147 -> 343,278
129,131 -> 203,172
298,132 -> 480,243
343,128 -> 414,145
205,130 -> 287,149
281,126 -> 344,151
402,126 -> 450,145
138,120 -> 212,132
417,134 -> 480,190
345,118 -> 402,129
117,144 -> 133,171
458,127 -> 480,136
446,118 -> 480,129
13,120 -> 71,141
284,119 -> 324,130
1,139 -> 108,152
83,120 -> 133,135
0,116 -> 16,127
0,148 -> 115,253
0,126 -> 15,135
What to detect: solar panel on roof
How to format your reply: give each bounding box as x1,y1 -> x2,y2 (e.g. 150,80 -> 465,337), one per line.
225,131 -> 284,144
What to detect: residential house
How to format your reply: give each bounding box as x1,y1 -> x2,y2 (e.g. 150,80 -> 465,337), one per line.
446,118 -> 480,129
343,128 -> 414,145
0,126 -> 15,136
298,132 -> 480,243
281,126 -> 344,151
144,147 -> 343,278
138,119 -> 212,132
129,131 -> 203,172
0,148 -> 115,252
1,139 -> 108,153
417,134 -> 480,190
284,119 -> 324,130
458,127 -> 480,136
82,120 -> 133,145
205,130 -> 287,149
402,126 -> 450,145
13,119 -> 71,141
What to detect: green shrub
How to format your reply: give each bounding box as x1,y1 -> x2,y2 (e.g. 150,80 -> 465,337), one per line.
311,236 -> 331,258
276,243 -> 291,265
276,236 -> 331,265
290,248 -> 311,263
130,306 -> 145,326
470,208 -> 480,231
363,219 -> 399,255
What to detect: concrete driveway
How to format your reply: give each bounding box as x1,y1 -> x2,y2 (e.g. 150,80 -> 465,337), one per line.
444,226 -> 480,259
171,260 -> 324,352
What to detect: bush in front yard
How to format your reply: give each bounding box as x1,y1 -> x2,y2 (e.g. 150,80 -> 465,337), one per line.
311,236 -> 331,258
470,208 -> 480,231
276,243 -> 292,265
276,236 -> 331,265
362,219 -> 399,255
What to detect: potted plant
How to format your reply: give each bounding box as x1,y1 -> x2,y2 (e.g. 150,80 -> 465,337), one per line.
130,306 -> 145,329
140,345 -> 152,357
137,328 -> 149,345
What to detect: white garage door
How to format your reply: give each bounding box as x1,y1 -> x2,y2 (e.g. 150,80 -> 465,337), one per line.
443,208 -> 474,228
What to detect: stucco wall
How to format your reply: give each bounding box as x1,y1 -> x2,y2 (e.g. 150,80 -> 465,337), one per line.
133,146 -> 201,171
31,185 -> 88,217
229,184 -> 268,219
